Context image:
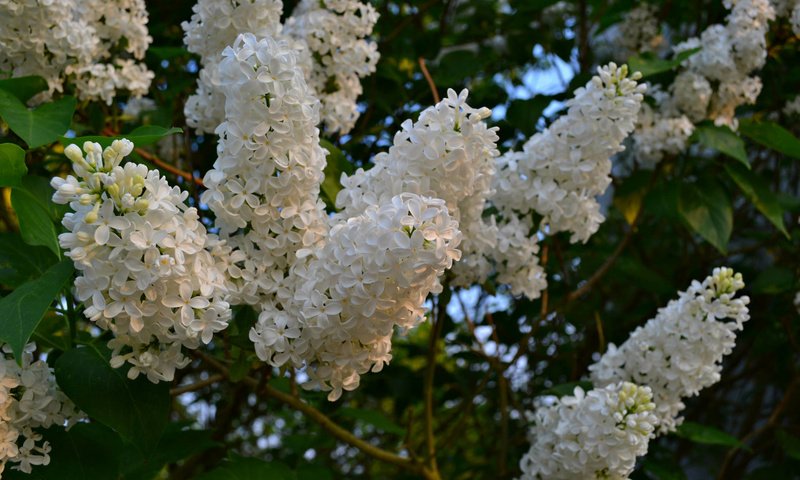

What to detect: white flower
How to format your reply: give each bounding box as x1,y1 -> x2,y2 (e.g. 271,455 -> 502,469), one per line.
0,343 -> 83,475
52,140 -> 232,382
589,268 -> 750,433
519,382 -> 658,480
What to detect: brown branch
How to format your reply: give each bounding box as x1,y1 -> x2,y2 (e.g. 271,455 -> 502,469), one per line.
100,127 -> 204,186
419,57 -> 441,104
717,377 -> 799,479
421,293 -> 447,480
170,373 -> 224,396
197,352 -> 439,478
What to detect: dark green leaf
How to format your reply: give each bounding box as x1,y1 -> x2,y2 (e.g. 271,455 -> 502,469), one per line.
11,184 -> 60,257
61,125 -> 183,149
0,90 -> 76,148
195,457 -> 294,480
55,344 -> 170,452
148,46 -> 191,60
339,407 -> 406,435
296,465 -> 334,480
506,96 -> 551,136
320,139 -> 353,210
0,233 -> 57,288
3,423 -> 122,480
738,119 -> 800,159
628,47 -> 701,78
678,180 -> 733,254
675,421 -> 745,449
776,429 -> 800,461
0,143 -> 27,187
693,124 -> 749,167
0,76 -> 49,103
750,266 -> 794,294
31,312 -> 71,352
435,50 -> 482,85
543,381 -> 594,398
121,425 -> 220,480
0,259 -> 73,361
724,162 -> 788,237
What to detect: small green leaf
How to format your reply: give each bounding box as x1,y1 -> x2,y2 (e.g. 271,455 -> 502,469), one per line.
675,421 -> 746,450
11,183 -> 60,257
55,344 -> 171,452
296,465 -> 334,480
750,266 -> 794,294
678,179 -> 733,254
148,46 -> 191,60
0,259 -> 73,361
195,457 -> 294,480
693,124 -> 749,167
543,381 -> 594,398
0,76 -> 49,103
628,47 -> 701,78
724,162 -> 788,237
61,125 -> 183,149
320,139 -> 353,210
0,143 -> 27,187
339,407 -> 406,435
506,96 -> 551,136
738,119 -> 800,159
0,90 -> 76,148
0,233 -> 57,288
776,429 -> 800,461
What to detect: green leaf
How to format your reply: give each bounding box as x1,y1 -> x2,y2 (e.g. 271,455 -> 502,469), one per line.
0,76 -> 49,103
675,421 -> 745,450
121,425 -> 220,480
0,259 -> 73,361
628,47 -> 701,78
435,50 -> 483,85
320,139 -> 353,210
11,183 -> 61,257
3,423 -> 122,480
0,233 -> 57,288
296,465 -> 334,480
693,124 -> 749,167
543,381 -> 594,398
0,143 -> 27,187
506,96 -> 551,136
678,179 -> 733,254
738,119 -> 800,159
750,266 -> 794,294
61,125 -> 183,149
195,457 -> 294,480
55,344 -> 171,452
0,90 -> 76,148
148,46 -> 191,60
776,429 -> 800,461
724,162 -> 788,237
339,407 -> 406,435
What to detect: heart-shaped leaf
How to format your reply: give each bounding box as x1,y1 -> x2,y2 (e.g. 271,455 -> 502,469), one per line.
0,143 -> 27,187
55,344 -> 171,453
0,89 -> 76,148
0,259 -> 74,361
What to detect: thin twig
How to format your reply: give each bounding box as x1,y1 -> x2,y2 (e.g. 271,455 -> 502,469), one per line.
170,374 -> 225,396
197,351 -> 438,478
100,127 -> 203,186
419,57 -> 441,104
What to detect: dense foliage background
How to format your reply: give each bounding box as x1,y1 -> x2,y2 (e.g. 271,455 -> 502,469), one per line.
1,0 -> 800,479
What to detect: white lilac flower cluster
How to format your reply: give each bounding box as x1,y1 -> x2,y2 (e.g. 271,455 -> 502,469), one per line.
335,88 -> 499,287
519,382 -> 658,480
182,0 -> 379,135
51,140 -> 231,383
589,267 -> 750,433
0,344 -> 82,476
470,64 -> 645,299
0,0 -> 153,104
616,3 -> 663,55
203,34 -> 465,400
631,0 -> 777,167
283,0 -> 380,133
519,269 -> 748,478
